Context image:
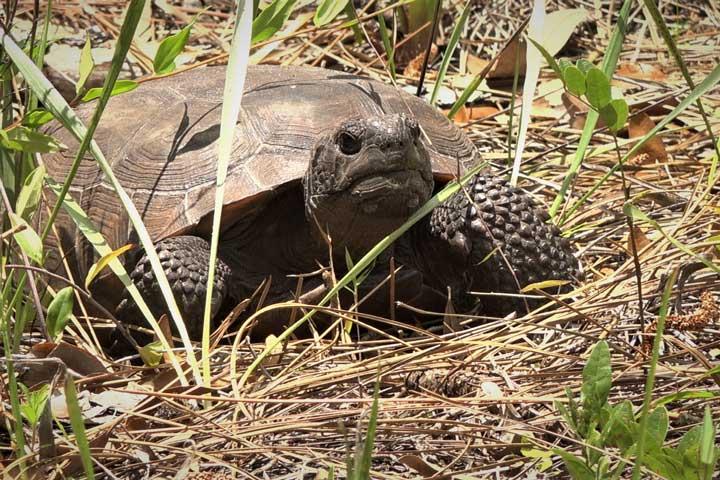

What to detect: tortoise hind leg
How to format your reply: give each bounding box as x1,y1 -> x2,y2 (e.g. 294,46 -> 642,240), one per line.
116,235 -> 233,340
401,175 -> 581,314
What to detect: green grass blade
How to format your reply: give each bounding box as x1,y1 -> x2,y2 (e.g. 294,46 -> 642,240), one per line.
562,61 -> 720,222
429,0 -> 471,106
631,267 -> 677,480
235,161 -> 486,387
641,0 -> 720,177
549,0 -> 632,218
202,0 -> 253,383
64,372 -> 95,479
0,6 -> 198,384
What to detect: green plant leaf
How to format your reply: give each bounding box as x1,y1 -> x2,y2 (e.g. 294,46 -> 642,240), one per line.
19,384 -> 49,428
563,66 -> 586,96
377,12 -> 395,80
153,20 -> 194,75
81,79 -> 138,102
252,0 -> 297,43
700,405 -> 715,466
553,449 -> 594,480
599,98 -> 628,133
645,406 -> 669,452
15,164 -> 46,219
85,243 -> 134,289
558,57 -> 573,73
353,375 -> 380,477
0,126 -> 63,153
76,32 -> 95,94
8,213 -> 43,264
581,341 -> 611,422
585,67 -> 611,109
601,400 -> 636,452
46,286 -> 75,341
678,425 -> 702,467
527,37 -> 562,78
430,0 -> 471,105
655,390 -> 717,407
22,109 -> 54,128
139,340 -> 164,367
314,0 -> 350,27
521,446 -> 553,471
576,59 -> 594,74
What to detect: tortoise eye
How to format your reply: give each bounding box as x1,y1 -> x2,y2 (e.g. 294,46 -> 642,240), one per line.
337,131 -> 362,155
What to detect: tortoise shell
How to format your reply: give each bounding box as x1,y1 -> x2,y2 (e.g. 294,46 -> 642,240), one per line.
43,65 -> 477,274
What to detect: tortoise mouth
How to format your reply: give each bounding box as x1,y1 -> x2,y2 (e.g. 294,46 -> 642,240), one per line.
349,169 -> 431,215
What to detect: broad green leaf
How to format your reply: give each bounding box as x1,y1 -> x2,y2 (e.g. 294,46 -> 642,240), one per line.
641,448 -> 685,480
8,213 -> 43,264
645,406 -> 669,452
81,79 -> 138,102
46,286 -> 75,340
22,109 -> 54,128
553,449 -> 594,480
581,340 -> 611,421
76,32 -> 95,94
85,243 -> 135,289
600,98 -> 628,133
585,67 -> 611,109
0,126 -> 63,153
576,59 -> 594,74
19,384 -> 49,428
153,20 -> 194,75
314,0 -> 350,27
139,340 -> 164,367
520,447 -> 553,471
601,400 -> 636,452
563,66 -> 586,96
15,164 -> 46,219
252,0 -> 297,43
678,425 -> 702,467
558,58 -> 573,73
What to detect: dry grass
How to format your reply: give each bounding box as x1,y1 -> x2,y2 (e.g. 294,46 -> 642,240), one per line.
3,0 -> 720,478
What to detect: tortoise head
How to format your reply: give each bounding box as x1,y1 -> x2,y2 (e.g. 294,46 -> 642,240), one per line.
303,113 -> 434,254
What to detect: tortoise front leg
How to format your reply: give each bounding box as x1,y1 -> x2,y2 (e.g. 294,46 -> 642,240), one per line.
400,175 -> 581,314
116,235 -> 233,340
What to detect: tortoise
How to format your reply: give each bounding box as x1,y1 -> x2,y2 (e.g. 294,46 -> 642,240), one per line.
43,64 -> 580,339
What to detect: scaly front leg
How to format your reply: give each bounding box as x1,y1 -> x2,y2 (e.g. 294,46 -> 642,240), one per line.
400,175 -> 581,314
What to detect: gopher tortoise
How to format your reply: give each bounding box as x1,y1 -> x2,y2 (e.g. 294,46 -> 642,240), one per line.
43,65 -> 580,339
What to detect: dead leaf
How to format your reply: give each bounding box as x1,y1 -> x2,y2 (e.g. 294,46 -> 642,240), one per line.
22,342 -> 107,388
466,53 -> 489,75
444,103 -> 501,124
488,37 -> 526,80
398,454 -> 439,477
61,428 -> 112,477
562,92 -> 591,130
617,63 -> 667,82
630,226 -> 651,253
404,44 -> 439,79
628,112 -> 668,163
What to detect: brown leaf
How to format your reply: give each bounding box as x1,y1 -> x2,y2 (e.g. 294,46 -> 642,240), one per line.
398,454 -> 439,477
466,53 -> 490,75
443,103 -> 500,124
617,63 -> 667,82
404,44 -> 439,79
488,37 -> 526,80
630,226 -> 651,253
628,113 -> 668,163
22,342 -> 107,388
